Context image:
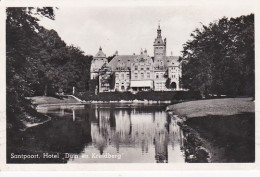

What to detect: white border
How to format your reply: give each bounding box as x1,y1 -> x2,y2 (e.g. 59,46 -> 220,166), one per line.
0,0 -> 259,171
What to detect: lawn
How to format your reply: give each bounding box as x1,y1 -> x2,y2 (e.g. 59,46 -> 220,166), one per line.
168,97 -> 255,162
28,96 -> 80,105
167,97 -> 254,118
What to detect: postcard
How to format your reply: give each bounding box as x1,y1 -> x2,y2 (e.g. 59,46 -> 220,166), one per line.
0,0 -> 259,171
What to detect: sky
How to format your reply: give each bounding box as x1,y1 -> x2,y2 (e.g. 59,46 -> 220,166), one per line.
39,2 -> 254,57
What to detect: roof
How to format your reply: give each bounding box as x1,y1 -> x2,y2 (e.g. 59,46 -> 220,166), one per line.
153,37 -> 165,46
94,47 -> 106,58
107,54 -> 180,71
107,55 -> 137,70
165,56 -> 180,67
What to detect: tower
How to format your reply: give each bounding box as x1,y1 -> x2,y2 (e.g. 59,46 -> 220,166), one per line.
90,46 -> 107,80
153,24 -> 166,70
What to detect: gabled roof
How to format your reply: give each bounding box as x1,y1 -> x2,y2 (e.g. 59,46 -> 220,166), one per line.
107,55 -> 137,70
165,56 -> 180,67
107,54 -> 180,71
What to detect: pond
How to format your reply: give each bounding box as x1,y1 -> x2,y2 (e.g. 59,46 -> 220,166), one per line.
7,103 -> 186,163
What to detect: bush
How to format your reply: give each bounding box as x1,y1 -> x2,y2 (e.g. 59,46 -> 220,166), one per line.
76,90 -> 202,102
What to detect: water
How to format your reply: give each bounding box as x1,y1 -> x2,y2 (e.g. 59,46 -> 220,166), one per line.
8,103 -> 185,163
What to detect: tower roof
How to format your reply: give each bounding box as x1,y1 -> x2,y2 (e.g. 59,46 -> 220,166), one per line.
95,46 -> 106,58
154,23 -> 165,46
154,37 -> 164,46
158,23 -> 161,30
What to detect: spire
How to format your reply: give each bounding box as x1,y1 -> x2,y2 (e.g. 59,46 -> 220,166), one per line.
99,46 -> 102,51
141,48 -> 143,54
157,21 -> 161,38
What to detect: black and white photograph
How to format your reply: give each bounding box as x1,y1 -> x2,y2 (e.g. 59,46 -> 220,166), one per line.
2,0 -> 258,168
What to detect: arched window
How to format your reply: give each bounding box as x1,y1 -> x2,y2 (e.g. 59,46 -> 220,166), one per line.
170,82 -> 177,89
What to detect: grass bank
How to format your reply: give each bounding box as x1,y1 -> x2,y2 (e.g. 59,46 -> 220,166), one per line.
167,97 -> 254,118
168,97 -> 255,162
28,95 -> 81,105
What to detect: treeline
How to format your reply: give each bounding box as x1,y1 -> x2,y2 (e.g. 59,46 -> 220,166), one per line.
182,14 -> 254,97
76,91 -> 201,102
6,8 -> 92,129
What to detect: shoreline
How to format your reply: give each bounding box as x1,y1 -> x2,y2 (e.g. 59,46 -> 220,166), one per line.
20,115 -> 52,131
167,97 -> 255,162
25,96 -> 174,131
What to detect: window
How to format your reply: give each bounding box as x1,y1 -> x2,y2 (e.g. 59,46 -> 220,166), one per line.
147,72 -> 150,78
135,73 -> 138,79
141,73 -> 144,79
141,67 -> 144,70
147,67 -> 150,70
121,73 -> 124,79
156,74 -> 159,79
135,66 -> 138,70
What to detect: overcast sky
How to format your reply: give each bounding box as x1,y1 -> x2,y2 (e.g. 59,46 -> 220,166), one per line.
39,3 -> 254,56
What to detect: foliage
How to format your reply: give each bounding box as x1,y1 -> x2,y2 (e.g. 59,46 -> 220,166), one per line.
6,7 -> 92,129
76,90 -> 201,102
165,78 -> 171,89
107,55 -> 115,63
182,14 -> 254,97
108,73 -> 115,90
88,78 -> 99,93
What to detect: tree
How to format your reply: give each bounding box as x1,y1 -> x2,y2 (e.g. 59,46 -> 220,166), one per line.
107,55 -> 116,62
182,14 -> 254,97
165,78 -> 171,89
6,7 -> 56,129
6,7 -> 93,130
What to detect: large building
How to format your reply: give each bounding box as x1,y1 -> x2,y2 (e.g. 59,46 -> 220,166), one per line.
90,25 -> 182,93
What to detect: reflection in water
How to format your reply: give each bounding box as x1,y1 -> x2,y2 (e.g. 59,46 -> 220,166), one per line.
72,104 -> 185,163
8,104 -> 185,163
